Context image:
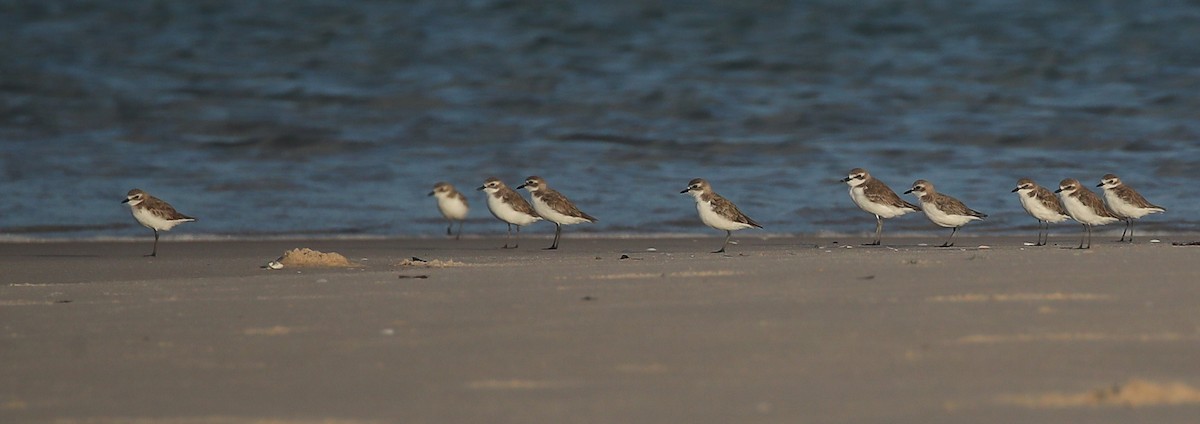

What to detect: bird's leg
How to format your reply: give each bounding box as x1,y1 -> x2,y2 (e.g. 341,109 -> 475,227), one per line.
940,227 -> 958,247
864,215 -> 883,246
545,223 -> 561,250
503,223 -> 514,249
713,230 -> 731,253
146,229 -> 159,257
455,221 -> 463,240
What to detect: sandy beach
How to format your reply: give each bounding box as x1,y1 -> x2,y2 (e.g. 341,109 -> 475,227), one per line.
3,235 -> 1200,423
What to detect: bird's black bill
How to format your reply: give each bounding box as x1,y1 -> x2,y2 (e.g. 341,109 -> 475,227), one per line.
476,186 -> 486,191
903,189 -> 913,194
840,177 -> 852,182
680,188 -> 691,194
1095,182 -> 1104,187
427,191 -> 435,196
515,184 -> 526,189
1010,187 -> 1020,193
121,198 -> 130,204
1054,188 -> 1063,193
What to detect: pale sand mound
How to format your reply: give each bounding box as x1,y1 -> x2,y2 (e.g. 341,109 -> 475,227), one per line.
1000,379 -> 1200,408
276,248 -> 358,268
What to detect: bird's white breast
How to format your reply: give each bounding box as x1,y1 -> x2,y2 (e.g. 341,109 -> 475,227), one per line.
1017,192 -> 1069,223
436,196 -> 469,221
531,195 -> 591,225
694,200 -> 753,231
850,186 -> 913,219
130,206 -> 192,231
1102,190 -> 1163,219
1061,194 -> 1119,226
485,194 -> 540,226
919,200 -> 981,228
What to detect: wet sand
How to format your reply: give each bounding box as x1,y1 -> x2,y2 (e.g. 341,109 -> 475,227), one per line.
3,236 -> 1200,423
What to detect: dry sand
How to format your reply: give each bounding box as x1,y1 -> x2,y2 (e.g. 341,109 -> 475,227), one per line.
2,235 -> 1200,423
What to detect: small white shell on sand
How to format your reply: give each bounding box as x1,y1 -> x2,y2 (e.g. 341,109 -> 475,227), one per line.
978,245 -> 991,249
917,243 -> 929,247
1023,242 -> 1036,246
1150,239 -> 1161,243
646,248 -> 657,252
266,261 -> 284,270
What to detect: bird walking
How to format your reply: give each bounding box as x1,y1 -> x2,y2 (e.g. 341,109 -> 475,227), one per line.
122,189 -> 196,257
681,178 -> 762,253
1055,178 -> 1119,249
478,177 -> 541,249
429,182 -> 469,240
1096,174 -> 1165,243
842,168 -> 919,245
904,180 -> 986,247
517,176 -> 596,250
1012,178 -> 1070,246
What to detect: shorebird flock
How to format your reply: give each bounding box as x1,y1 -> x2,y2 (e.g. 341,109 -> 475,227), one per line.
122,171 -> 1165,256
841,169 -> 1163,250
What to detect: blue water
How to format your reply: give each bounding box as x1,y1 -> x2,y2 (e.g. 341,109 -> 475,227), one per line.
3,0 -> 1199,239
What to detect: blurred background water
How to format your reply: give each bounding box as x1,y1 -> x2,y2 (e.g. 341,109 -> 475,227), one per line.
2,0 -> 1198,240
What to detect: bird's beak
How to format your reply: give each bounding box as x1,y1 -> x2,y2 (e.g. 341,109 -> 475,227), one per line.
476,186 -> 485,191
1095,182 -> 1104,187
515,184 -> 527,189
903,189 -> 913,194
840,177 -> 852,182
427,191 -> 435,196
679,188 -> 689,194
1054,188 -> 1063,193
1010,187 -> 1019,193
121,198 -> 130,204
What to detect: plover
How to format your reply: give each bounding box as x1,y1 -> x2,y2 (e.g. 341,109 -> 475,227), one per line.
121,188 -> 196,257
904,180 -> 986,247
1055,178 -> 1119,249
1097,174 -> 1165,242
517,176 -> 596,250
429,182 -> 469,240
842,168 -> 919,245
681,178 -> 762,253
1012,178 -> 1070,246
477,177 -> 541,248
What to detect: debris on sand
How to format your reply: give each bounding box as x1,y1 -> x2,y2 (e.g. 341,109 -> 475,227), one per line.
270,248 -> 359,268
397,257 -> 463,268
1000,379 -> 1200,408
1171,241 -> 1200,246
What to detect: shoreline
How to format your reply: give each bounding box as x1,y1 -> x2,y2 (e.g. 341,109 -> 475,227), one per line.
1,227 -> 1197,242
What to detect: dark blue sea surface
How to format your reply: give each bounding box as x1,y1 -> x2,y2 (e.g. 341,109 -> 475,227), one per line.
2,0 -> 1199,239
